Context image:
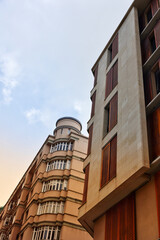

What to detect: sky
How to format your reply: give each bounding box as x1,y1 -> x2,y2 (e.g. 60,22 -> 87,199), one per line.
0,0 -> 133,206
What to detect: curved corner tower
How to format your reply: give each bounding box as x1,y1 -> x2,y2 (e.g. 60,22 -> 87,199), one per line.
0,117 -> 92,240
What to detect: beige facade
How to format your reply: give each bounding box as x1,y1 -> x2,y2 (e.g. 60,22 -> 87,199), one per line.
0,117 -> 92,240
79,0 -> 160,239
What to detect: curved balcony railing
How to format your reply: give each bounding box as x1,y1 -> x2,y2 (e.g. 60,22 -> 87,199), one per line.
50,142 -> 73,153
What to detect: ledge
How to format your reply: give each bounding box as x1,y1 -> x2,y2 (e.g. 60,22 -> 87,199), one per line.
143,46 -> 160,73
141,8 -> 160,41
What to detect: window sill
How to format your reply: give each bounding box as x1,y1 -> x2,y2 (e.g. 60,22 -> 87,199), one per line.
141,8 -> 160,41
143,45 -> 160,73
146,93 -> 160,115
99,176 -> 116,191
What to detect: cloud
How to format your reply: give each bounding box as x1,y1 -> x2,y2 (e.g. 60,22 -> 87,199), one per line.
0,53 -> 20,104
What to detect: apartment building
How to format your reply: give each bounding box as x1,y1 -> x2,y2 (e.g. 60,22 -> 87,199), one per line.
79,0 -> 160,239
0,117 -> 92,240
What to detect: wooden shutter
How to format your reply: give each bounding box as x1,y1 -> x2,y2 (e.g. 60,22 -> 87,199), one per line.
155,171 -> 160,237
109,93 -> 118,131
82,164 -> 90,204
151,0 -> 159,15
112,61 -> 118,89
109,135 -> 117,180
141,37 -> 151,64
87,124 -> 93,155
93,65 -> 98,87
105,193 -> 135,240
147,107 -> 160,162
112,34 -> 118,60
105,69 -> 113,99
101,143 -> 110,187
154,20 -> 160,48
91,91 -> 96,118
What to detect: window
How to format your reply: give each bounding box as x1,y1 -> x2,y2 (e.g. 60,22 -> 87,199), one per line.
32,226 -> 61,240
37,202 -> 64,215
149,32 -> 156,53
144,61 -> 160,104
105,193 -> 135,240
90,91 -> 96,118
101,135 -> 117,188
61,128 -> 63,134
108,34 -> 118,64
103,93 -> 118,137
50,142 -> 73,153
93,65 -> 98,87
46,160 -> 70,172
87,124 -> 93,156
42,179 -> 68,192
146,6 -> 152,23
82,164 -> 90,204
105,61 -> 118,99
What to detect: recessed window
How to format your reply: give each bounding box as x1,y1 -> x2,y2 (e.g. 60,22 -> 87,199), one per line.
87,124 -> 93,156
149,32 -> 156,53
103,93 -> 118,137
90,91 -> 96,118
93,65 -> 98,87
61,128 -> 63,134
108,34 -> 118,64
146,6 -> 152,23
82,164 -> 90,204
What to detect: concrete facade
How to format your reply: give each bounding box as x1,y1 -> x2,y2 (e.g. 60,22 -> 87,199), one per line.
0,117 -> 92,240
79,0 -> 160,239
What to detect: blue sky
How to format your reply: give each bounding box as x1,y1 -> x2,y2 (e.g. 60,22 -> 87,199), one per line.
0,0 -> 133,206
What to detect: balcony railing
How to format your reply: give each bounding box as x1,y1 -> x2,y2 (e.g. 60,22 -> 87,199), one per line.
50,142 -> 73,153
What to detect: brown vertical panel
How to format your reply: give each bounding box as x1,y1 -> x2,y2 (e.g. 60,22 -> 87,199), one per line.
141,37 -> 151,64
82,164 -> 90,204
105,69 -> 113,99
87,124 -> 93,156
112,34 -> 118,60
154,20 -> 160,48
109,93 -> 118,131
155,171 -> 160,237
112,61 -> 118,89
110,135 -> 117,180
101,143 -> 110,187
147,107 -> 160,162
91,91 -> 96,118
151,0 -> 159,15
139,14 -> 145,32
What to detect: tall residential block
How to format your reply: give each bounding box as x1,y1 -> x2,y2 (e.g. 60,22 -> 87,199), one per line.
79,0 -> 160,239
0,117 -> 92,240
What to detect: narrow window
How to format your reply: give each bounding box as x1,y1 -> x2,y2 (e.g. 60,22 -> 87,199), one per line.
103,93 -> 118,137
82,164 -> 90,204
87,124 -> 93,155
108,34 -> 118,64
155,67 -> 160,94
149,32 -> 156,53
90,91 -> 96,118
101,135 -> 117,188
93,65 -> 98,87
146,6 -> 152,23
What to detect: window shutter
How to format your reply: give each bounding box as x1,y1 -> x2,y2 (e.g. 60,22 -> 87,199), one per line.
101,143 -> 110,187
110,135 -> 117,180
155,171 -> 160,237
105,69 -> 113,98
112,34 -> 118,60
82,164 -> 90,204
151,0 -> 159,15
112,61 -> 118,89
154,20 -> 160,48
87,124 -> 93,155
105,193 -> 135,240
91,91 -> 96,118
147,107 -> 160,162
109,93 -> 118,131
141,37 -> 151,64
